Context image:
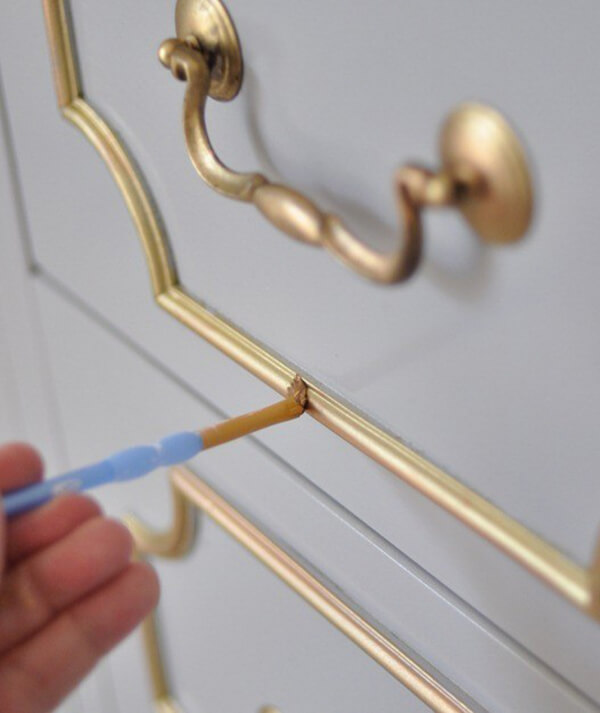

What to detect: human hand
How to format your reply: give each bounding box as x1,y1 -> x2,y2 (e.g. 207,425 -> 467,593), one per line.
0,443 -> 160,712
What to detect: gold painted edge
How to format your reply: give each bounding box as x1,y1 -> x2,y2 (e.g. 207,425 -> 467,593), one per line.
43,0 -> 79,107
42,0 -> 599,619
127,467 -> 477,713
63,98 -> 176,297
159,287 -> 594,613
128,489 -> 194,713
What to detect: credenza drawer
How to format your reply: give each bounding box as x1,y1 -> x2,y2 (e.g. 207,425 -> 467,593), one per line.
3,0 -> 599,574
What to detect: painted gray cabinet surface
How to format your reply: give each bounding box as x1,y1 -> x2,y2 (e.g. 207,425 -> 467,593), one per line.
1,2 -> 599,711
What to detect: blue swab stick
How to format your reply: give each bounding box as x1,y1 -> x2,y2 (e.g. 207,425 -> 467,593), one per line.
2,432 -> 202,518
2,382 -> 306,518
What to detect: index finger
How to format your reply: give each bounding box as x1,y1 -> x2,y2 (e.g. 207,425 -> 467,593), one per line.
0,443 -> 44,493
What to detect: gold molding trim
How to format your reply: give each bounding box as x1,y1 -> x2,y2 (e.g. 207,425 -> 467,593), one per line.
127,467 -> 476,713
42,0 -> 600,619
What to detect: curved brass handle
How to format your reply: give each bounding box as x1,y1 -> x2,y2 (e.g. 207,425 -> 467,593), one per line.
159,0 -> 533,284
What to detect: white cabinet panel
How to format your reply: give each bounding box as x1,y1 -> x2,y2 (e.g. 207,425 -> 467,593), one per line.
0,308 -> 21,441
53,693 -> 83,713
0,86 -> 65,470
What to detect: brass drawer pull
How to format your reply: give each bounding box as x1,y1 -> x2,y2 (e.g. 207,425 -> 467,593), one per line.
159,0 -> 533,284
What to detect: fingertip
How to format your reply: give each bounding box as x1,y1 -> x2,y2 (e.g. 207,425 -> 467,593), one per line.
0,560 -> 160,711
55,493 -> 104,520
0,443 -> 44,492
130,560 -> 161,613
7,494 -> 104,564
76,560 -> 161,654
93,517 -> 135,563
21,516 -> 138,614
3,443 -> 43,474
